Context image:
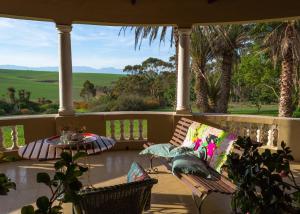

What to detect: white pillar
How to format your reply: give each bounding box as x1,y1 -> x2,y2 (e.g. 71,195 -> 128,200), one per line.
56,24 -> 74,116
176,28 -> 192,114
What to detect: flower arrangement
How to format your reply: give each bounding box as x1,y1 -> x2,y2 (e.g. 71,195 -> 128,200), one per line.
60,126 -> 87,144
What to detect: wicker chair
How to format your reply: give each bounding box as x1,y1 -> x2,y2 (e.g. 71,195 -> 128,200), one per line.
73,178 -> 158,214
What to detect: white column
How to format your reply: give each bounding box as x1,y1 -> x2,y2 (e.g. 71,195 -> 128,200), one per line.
176,28 -> 192,114
56,24 -> 74,116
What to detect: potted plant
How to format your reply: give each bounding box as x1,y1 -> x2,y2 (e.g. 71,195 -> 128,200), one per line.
21,152 -> 88,214
0,152 -> 16,195
227,137 -> 300,214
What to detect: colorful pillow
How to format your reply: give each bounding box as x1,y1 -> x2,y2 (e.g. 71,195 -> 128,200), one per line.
208,133 -> 237,172
172,154 -> 211,178
139,143 -> 194,158
181,123 -> 237,173
127,162 -> 150,183
181,122 -> 202,147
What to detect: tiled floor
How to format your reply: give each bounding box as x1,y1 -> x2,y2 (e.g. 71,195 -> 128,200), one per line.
2,150 -> 299,214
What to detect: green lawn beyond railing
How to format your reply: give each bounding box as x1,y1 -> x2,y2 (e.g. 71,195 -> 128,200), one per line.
2,125 -> 25,148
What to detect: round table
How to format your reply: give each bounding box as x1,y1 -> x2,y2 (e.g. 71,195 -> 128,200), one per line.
18,133 -> 116,160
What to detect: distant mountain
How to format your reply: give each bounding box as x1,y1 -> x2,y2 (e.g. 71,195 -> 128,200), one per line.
0,65 -> 124,74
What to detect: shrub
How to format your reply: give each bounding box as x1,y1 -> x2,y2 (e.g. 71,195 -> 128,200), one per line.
20,108 -> 33,115
112,95 -> 147,111
74,101 -> 89,110
292,107 -> 300,118
144,97 -> 160,109
227,137 -> 300,214
0,100 -> 13,114
0,109 -> 5,116
40,103 -> 59,114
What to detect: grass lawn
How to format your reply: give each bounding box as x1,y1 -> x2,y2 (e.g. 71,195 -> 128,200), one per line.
0,69 -> 122,101
2,125 -> 25,148
228,103 -> 278,117
157,103 -> 279,117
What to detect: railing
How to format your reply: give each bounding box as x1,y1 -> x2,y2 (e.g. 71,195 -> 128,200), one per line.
107,119 -> 147,142
0,112 -> 300,160
0,125 -> 23,152
221,121 -> 278,148
196,114 -> 280,148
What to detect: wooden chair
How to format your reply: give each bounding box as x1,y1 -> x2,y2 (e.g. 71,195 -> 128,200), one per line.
73,178 -> 157,214
143,117 -> 236,214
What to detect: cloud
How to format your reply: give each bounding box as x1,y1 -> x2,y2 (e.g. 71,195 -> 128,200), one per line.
0,18 -> 174,68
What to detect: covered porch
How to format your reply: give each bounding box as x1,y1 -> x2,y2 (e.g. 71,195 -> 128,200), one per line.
1,0 -> 300,213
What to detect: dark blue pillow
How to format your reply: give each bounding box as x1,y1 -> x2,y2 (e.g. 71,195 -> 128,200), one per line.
172,155 -> 211,178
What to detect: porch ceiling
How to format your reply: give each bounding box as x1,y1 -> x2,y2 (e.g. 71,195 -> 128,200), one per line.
0,0 -> 299,26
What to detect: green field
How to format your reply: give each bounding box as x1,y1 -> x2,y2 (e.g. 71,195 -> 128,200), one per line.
0,69 -> 123,101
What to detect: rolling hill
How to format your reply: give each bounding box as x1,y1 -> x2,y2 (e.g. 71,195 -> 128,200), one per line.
0,69 -> 123,101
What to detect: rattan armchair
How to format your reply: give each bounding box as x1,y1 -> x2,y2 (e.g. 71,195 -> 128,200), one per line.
73,178 -> 158,214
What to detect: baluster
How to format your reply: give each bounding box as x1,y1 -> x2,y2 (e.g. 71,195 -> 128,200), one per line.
11,126 -> 18,150
110,120 -> 116,140
267,125 -> 274,147
246,124 -> 250,137
129,120 -> 134,140
256,126 -> 261,143
272,125 -> 278,147
0,127 -> 4,151
260,124 -> 268,145
251,124 -> 257,140
120,120 -> 125,141
234,122 -> 241,136
138,119 -> 144,140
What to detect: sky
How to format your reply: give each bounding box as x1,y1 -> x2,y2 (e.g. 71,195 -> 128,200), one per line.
0,17 -> 175,69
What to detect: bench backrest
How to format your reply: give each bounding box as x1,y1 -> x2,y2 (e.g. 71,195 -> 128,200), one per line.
170,117 -> 241,154
170,117 -> 195,146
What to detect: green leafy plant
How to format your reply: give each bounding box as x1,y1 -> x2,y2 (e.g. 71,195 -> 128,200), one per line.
0,152 -> 16,195
21,152 -> 88,214
227,137 -> 300,214
0,173 -> 16,195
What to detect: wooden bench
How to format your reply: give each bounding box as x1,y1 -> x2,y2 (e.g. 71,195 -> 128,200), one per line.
143,117 -> 236,214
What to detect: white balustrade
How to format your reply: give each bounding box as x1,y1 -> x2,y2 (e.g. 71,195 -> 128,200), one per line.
106,119 -> 147,142
220,121 -> 278,148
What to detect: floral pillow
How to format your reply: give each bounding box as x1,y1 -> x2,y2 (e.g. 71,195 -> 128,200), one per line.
181,122 -> 202,147
208,133 -> 237,172
182,124 -> 237,173
127,162 -> 150,183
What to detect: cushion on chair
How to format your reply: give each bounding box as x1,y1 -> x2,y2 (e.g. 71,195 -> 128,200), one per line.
171,154 -> 211,178
181,122 -> 202,147
139,143 -> 176,157
127,162 -> 150,183
208,133 -> 237,172
139,143 -> 194,158
181,124 -> 237,173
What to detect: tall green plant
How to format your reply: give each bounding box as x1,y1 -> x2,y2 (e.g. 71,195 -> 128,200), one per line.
227,137 -> 300,214
21,152 -> 88,214
0,152 -> 16,195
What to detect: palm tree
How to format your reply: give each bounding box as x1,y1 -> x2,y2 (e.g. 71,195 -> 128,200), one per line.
208,24 -> 250,113
190,26 -> 213,112
261,21 -> 300,117
120,26 -> 178,72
